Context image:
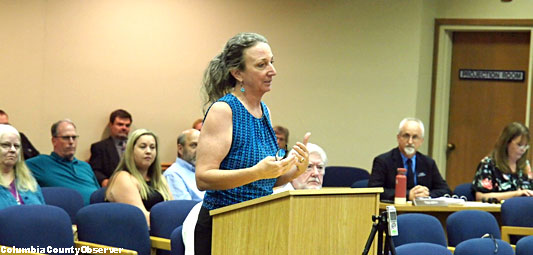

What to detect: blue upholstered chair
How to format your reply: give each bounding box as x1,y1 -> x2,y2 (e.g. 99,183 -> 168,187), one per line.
150,200 -> 198,255
0,205 -> 74,254
446,210 -> 501,247
454,238 -> 514,255
150,200 -> 198,238
350,179 -> 369,188
322,166 -> 369,187
396,242 -> 452,255
501,196 -> 533,244
76,203 -> 151,255
392,213 -> 447,247
516,235 -> 533,255
89,187 -> 107,204
453,183 -> 475,201
41,186 -> 84,224
170,226 -> 185,255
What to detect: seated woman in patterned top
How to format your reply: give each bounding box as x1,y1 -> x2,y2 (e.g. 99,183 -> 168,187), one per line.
473,122 -> 533,201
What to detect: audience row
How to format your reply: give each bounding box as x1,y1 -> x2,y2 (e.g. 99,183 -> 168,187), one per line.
0,112 -> 329,227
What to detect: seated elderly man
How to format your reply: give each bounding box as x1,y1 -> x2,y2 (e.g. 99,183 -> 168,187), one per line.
368,117 -> 451,201
274,143 -> 327,192
26,119 -> 100,205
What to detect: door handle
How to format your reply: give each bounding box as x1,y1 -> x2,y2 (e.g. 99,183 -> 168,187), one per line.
447,143 -> 456,152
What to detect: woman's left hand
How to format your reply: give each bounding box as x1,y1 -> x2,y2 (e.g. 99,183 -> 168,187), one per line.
292,132 -> 311,176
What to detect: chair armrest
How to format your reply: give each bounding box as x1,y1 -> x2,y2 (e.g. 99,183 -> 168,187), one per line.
75,241 -> 138,255
150,236 -> 171,251
1,245 -> 45,255
501,226 -> 533,243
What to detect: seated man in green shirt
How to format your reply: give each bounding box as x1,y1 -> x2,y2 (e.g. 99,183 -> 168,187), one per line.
26,119 -> 100,205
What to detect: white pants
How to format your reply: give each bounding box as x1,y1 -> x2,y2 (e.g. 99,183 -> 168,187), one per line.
182,201 -> 203,255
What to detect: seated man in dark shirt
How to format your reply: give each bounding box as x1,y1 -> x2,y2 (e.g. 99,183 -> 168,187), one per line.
89,109 -> 132,187
0,109 -> 40,159
369,117 -> 451,201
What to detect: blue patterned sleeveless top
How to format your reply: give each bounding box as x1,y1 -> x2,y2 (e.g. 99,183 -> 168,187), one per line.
203,94 -> 278,210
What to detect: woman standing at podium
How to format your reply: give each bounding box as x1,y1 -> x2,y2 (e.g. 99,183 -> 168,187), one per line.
194,32 -> 310,255
472,122 -> 533,201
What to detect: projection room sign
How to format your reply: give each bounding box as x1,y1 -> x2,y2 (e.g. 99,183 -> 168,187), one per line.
459,69 -> 525,82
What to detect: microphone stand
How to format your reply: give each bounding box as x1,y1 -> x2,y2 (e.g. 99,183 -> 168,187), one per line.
362,211 -> 396,255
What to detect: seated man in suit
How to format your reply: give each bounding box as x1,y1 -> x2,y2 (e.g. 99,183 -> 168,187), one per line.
164,129 -> 204,201
369,117 -> 451,201
26,119 -> 100,205
0,109 -> 40,159
89,109 -> 132,187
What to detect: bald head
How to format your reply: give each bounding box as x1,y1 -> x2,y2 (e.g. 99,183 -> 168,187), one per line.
177,129 -> 200,165
0,111 -> 8,124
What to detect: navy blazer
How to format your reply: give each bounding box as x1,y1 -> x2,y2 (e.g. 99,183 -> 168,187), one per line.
368,147 -> 451,201
89,137 -> 120,184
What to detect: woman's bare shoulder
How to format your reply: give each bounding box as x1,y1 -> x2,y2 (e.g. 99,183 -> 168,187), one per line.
107,171 -> 140,201
208,101 -> 232,115
112,171 -> 140,189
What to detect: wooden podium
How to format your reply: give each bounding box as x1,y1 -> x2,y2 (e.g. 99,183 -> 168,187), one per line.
210,187 -> 383,255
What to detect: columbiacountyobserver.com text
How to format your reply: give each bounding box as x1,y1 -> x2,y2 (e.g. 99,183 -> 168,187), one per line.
1,245 -> 124,254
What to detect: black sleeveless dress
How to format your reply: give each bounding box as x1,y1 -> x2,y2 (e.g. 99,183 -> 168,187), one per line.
143,180 -> 164,211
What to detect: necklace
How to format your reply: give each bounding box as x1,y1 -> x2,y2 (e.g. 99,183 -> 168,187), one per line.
9,180 -> 21,205
14,188 -> 20,205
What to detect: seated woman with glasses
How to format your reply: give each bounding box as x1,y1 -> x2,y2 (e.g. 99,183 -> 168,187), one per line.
473,122 -> 533,201
0,124 -> 44,210
105,129 -> 172,225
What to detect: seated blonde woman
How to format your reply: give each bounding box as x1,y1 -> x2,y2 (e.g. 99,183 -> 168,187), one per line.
106,129 -> 172,224
0,124 -> 44,209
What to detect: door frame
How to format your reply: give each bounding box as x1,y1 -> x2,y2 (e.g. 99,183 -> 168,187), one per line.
429,19 -> 533,177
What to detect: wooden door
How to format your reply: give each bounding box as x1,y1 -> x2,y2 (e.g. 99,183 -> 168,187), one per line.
446,31 -> 530,190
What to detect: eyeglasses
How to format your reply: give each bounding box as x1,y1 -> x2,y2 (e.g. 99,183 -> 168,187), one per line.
55,135 -> 79,141
0,142 -> 21,150
400,133 -> 421,141
275,148 -> 287,161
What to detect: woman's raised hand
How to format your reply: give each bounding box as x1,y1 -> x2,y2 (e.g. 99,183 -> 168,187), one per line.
255,156 -> 297,180
292,132 -> 311,176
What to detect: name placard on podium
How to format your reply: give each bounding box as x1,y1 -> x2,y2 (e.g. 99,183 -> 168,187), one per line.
210,187 -> 383,255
